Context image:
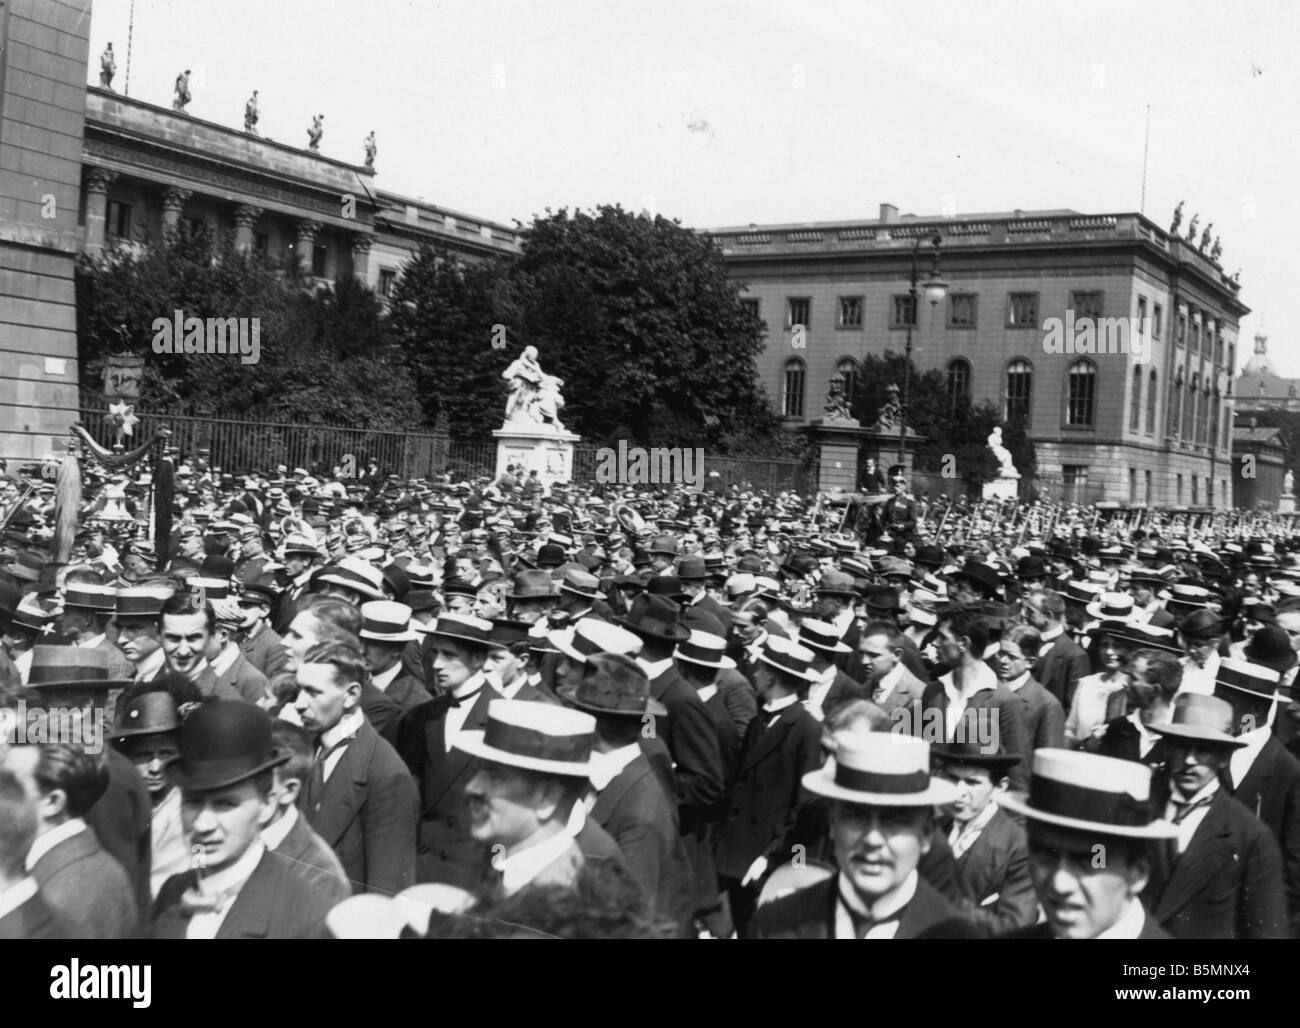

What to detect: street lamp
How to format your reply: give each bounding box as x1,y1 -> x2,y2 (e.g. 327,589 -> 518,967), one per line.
898,232 -> 947,464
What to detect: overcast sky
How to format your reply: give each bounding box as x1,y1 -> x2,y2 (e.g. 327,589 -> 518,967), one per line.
88,0 -> 1298,374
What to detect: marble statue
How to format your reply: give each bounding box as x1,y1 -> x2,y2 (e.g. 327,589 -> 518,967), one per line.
987,426 -> 1020,478
1200,222 -> 1213,253
1186,213 -> 1199,243
1286,470 -> 1294,496
503,346 -> 566,429
173,69 -> 191,112
1169,201 -> 1183,235
100,43 -> 116,90
244,90 -> 259,134
821,374 -> 854,423
308,114 -> 324,151
364,131 -> 377,169
1210,236 -> 1223,262
873,383 -> 902,429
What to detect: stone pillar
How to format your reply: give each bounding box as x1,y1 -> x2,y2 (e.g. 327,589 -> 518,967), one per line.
351,234 -> 372,282
296,219 -> 321,275
83,168 -> 117,252
233,204 -> 262,254
161,187 -> 192,238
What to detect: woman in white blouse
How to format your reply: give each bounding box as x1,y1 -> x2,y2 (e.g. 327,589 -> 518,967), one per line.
1064,623 -> 1131,746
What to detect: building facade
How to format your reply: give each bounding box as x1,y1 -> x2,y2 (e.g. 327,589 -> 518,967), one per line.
703,205 -> 1248,508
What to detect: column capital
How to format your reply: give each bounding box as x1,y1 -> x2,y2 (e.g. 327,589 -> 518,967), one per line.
350,233 -> 373,255
161,186 -> 192,211
233,204 -> 262,229
85,167 -> 117,193
297,219 -> 322,241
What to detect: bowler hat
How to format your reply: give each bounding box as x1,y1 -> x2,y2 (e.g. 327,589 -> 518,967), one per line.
1242,626 -> 1298,677
931,738 -> 1022,772
675,556 -> 710,581
619,593 -> 690,644
1178,609 -> 1225,639
165,700 -> 289,792
536,543 -> 567,568
949,562 -> 1001,599
646,575 -> 688,603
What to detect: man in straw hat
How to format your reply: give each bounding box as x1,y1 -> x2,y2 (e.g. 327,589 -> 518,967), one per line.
151,700 -> 346,939
454,699 -> 623,901
558,653 -> 693,934
998,749 -> 1177,939
715,634 -> 824,936
749,732 -> 968,939
1142,693 -> 1287,939
358,600 -> 431,712
1212,657 -> 1300,932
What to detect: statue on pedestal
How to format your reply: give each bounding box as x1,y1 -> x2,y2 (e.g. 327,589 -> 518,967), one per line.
244,90 -> 259,134
1286,469 -> 1294,497
364,131 -> 377,169
987,426 -> 1020,479
100,43 -> 116,90
872,383 -> 902,430
173,69 -> 192,112
503,345 -> 566,430
820,374 -> 855,424
308,114 -> 324,151
1169,201 -> 1184,235
1210,236 -> 1223,263
1199,222 -> 1214,253
1186,213 -> 1199,243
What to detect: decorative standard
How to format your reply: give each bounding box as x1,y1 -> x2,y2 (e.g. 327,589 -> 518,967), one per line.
493,346 -> 581,487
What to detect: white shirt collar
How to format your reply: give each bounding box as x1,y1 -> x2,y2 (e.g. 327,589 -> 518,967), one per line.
76,633 -> 107,649
1040,624 -> 1064,643
0,877 -> 38,921
210,641 -> 240,676
1003,670 -> 1031,693
321,707 -> 366,751
589,742 -> 642,791
949,801 -> 999,858
371,662 -> 402,690
873,663 -> 904,697
25,818 -> 88,871
260,805 -> 298,851
1094,897 -> 1148,939
763,692 -> 799,714
940,659 -> 998,700
637,656 -> 674,680
834,868 -> 918,939
136,647 -> 166,680
831,609 -> 855,635
696,684 -> 718,704
452,671 -> 487,700
499,809 -> 584,895
196,840 -> 265,897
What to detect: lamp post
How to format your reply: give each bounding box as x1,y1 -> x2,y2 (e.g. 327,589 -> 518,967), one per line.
898,233 -> 947,465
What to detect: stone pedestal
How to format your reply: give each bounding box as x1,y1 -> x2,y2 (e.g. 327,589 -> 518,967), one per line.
801,420 -> 926,494
493,426 -> 581,487
1279,494 -> 1296,514
982,475 -> 1021,501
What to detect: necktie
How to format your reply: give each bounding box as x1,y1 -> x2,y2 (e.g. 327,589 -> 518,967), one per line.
431,686 -> 481,717
1171,794 -> 1214,824
306,735 -> 354,811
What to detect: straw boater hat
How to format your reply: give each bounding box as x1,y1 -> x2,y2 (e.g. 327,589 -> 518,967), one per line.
549,619 -> 642,665
416,611 -> 495,648
316,556 -> 387,600
795,618 -> 851,655
454,699 -> 596,777
1084,592 -> 1138,623
359,600 -> 419,644
674,629 -> 736,670
803,733 -> 959,806
61,584 -> 116,612
999,749 -> 1178,839
754,635 -> 820,684
1150,694 -> 1246,749
1214,658 -> 1286,701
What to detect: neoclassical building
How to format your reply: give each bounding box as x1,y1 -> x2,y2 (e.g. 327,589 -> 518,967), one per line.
703,205 -> 1249,507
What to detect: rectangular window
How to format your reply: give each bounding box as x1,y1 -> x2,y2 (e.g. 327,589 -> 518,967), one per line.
378,268 -> 397,297
1129,468 -> 1138,503
1070,291 -> 1104,320
107,200 -> 131,238
948,294 -> 977,328
312,244 -> 328,278
1062,464 -> 1089,503
1137,296 -> 1148,336
253,232 -> 269,254
1176,310 -> 1187,346
1145,469 -> 1153,504
183,216 -> 205,237
741,298 -> 760,320
1176,474 -> 1183,504
1152,303 -> 1163,339
890,294 -> 917,329
787,297 -> 810,329
838,297 -> 863,328
1007,292 -> 1039,327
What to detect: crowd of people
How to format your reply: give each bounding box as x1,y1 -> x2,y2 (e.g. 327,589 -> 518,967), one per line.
1,455 -> 1299,940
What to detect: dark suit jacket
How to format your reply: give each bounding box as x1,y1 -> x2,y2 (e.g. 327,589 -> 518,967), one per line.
1087,714 -> 1171,777
0,889 -> 72,940
272,809 -> 351,897
834,619 -> 864,681
30,827 -> 138,939
713,668 -> 758,736
239,622 -> 289,680
395,686 -> 497,890
715,702 -> 824,879
749,873 -> 969,939
944,807 -> 1038,934
821,668 -> 874,720
869,666 -> 930,728
92,637 -> 135,681
647,665 -> 725,812
591,752 -> 694,934
214,649 -> 270,703
1230,734 -> 1300,930
1015,676 -> 1066,751
151,848 -> 345,940
384,672 -> 433,712
361,681 -> 400,743
85,747 -> 152,918
1033,633 -> 1090,710
1146,786 -> 1287,939
305,718 -> 418,896
920,677 -> 1031,793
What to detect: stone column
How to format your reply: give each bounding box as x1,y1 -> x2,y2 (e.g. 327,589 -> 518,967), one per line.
83,168 -> 117,252
351,234 -> 372,283
233,203 -> 262,254
296,219 -> 321,275
161,187 -> 192,239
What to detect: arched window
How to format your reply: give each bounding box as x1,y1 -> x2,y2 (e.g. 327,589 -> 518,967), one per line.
1129,366 -> 1142,431
1066,360 -> 1097,427
835,357 -> 859,406
782,358 -> 806,418
1146,370 -> 1158,434
947,358 -> 972,409
1005,359 -> 1033,426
